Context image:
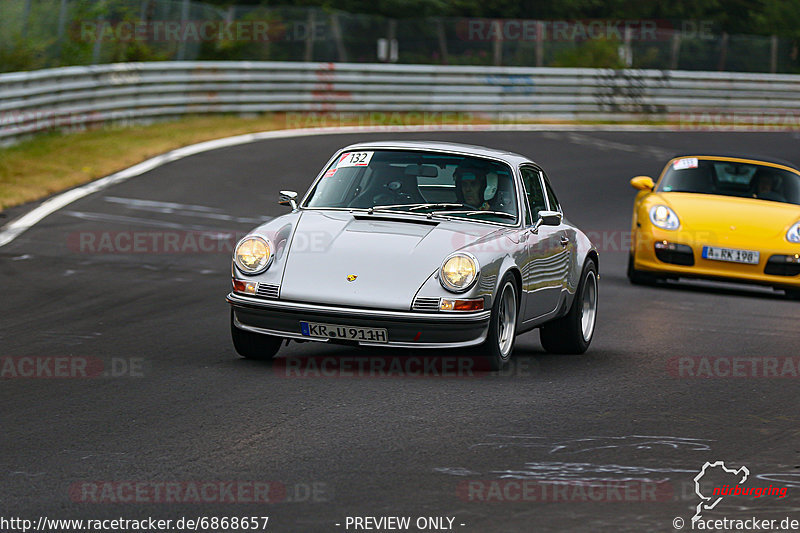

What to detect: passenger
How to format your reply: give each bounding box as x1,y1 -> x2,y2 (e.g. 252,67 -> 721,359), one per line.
754,173 -> 784,202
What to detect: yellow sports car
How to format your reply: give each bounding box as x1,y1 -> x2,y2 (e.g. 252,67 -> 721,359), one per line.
628,154 -> 800,299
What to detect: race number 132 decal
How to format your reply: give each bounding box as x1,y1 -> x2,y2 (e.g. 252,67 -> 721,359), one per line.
337,152 -> 373,167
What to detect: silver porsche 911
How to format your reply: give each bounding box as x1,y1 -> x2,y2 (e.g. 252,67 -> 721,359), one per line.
226,141 -> 599,369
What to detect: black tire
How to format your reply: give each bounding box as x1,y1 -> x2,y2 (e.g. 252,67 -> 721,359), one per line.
785,289 -> 800,301
540,260 -> 598,355
627,253 -> 658,285
230,310 -> 282,361
478,274 -> 519,371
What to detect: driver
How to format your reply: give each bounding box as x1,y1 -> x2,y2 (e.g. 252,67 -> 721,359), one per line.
455,168 -> 491,210
754,172 -> 784,202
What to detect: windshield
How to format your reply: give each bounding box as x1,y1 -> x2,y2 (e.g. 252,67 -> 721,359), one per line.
658,158 -> 800,205
303,149 -> 519,224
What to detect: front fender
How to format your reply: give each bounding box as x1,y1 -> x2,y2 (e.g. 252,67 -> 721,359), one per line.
568,226 -> 598,293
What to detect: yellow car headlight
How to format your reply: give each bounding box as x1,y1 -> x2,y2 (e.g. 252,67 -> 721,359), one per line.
440,252 -> 479,293
649,204 -> 680,230
787,222 -> 800,243
234,236 -> 272,274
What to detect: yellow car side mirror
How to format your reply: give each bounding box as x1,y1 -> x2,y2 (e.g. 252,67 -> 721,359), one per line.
630,176 -> 655,191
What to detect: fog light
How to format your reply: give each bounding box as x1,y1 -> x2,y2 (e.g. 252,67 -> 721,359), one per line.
654,241 -> 695,266
440,298 -> 484,311
233,279 -> 258,295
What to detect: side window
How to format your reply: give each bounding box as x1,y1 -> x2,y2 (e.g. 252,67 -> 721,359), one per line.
541,171 -> 561,212
520,167 -> 547,224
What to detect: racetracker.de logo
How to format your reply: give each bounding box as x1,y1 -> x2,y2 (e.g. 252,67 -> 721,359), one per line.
454,19 -> 706,42
457,479 -> 673,502
273,355 -> 535,378
0,357 -> 144,379
74,20 -> 286,43
69,481 -> 285,504
667,356 -> 800,378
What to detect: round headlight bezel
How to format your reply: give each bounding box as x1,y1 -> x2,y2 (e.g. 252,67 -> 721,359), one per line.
787,222 -> 800,243
649,204 -> 680,230
234,235 -> 273,275
439,252 -> 480,293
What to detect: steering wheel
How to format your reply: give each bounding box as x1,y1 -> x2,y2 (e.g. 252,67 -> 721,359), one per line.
372,181 -> 409,206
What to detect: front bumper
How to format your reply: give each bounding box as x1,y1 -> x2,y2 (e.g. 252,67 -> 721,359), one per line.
633,228 -> 800,289
227,293 -> 491,348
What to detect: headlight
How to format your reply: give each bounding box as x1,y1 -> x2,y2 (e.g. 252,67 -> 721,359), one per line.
787,222 -> 800,243
234,236 -> 272,274
649,205 -> 680,230
439,252 -> 479,293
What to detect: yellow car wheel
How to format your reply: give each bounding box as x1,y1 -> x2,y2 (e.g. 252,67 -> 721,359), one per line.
626,254 -> 658,286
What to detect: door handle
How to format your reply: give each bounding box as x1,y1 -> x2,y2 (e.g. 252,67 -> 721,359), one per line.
560,236 -> 569,247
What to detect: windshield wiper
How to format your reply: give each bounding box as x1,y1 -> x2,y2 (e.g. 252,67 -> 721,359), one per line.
433,210 -> 517,220
367,203 -> 467,212
370,204 -> 416,211
407,203 -> 468,211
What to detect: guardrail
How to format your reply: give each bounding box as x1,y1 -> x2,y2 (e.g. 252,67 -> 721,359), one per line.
3,61 -> 800,145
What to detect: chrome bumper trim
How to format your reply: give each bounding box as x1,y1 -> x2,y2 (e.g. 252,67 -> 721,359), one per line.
226,293 -> 491,322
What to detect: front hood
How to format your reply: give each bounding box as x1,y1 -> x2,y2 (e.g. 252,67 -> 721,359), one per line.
656,193 -> 800,239
279,210 -> 498,309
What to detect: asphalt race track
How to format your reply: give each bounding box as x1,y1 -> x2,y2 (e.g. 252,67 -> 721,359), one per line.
2,130 -> 800,532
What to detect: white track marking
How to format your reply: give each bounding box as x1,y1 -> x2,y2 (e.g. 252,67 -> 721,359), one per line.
104,196 -> 227,212
103,197 -> 267,223
64,210 -> 242,233
0,123 -> 685,248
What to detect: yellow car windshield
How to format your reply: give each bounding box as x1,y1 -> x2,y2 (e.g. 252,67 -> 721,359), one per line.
659,159 -> 800,205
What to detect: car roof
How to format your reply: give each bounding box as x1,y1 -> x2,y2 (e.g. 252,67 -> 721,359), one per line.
670,153 -> 800,172
339,140 -> 535,166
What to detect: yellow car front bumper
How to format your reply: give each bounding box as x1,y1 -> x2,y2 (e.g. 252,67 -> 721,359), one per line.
632,227 -> 800,289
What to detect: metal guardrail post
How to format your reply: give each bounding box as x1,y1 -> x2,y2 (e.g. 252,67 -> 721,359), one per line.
330,13 -> 348,63
492,21 -> 502,66
771,35 -> 778,74
435,19 -> 449,64
177,0 -> 191,61
670,34 -> 681,70
304,11 -> 315,62
21,0 -> 32,38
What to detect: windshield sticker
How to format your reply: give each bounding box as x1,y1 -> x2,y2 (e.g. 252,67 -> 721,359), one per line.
337,152 -> 374,167
323,168 -> 337,178
673,158 -> 699,170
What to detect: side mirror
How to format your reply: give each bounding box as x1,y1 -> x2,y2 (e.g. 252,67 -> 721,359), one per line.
531,210 -> 562,233
538,210 -> 562,227
279,190 -> 298,210
630,176 -> 655,191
